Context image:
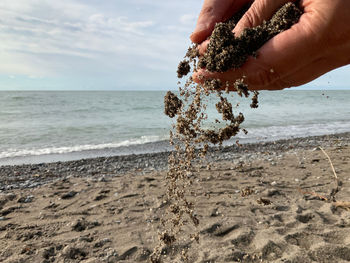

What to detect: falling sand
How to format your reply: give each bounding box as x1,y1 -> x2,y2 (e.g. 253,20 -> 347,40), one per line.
151,2 -> 302,262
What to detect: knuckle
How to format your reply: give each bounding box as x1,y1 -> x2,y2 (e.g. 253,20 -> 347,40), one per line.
251,68 -> 291,90
200,6 -> 214,16
274,74 -> 297,89
241,11 -> 255,29
250,68 -> 277,87
242,5 -> 261,28
271,78 -> 291,90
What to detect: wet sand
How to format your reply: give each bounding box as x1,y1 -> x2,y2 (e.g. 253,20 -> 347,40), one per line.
1,133 -> 350,262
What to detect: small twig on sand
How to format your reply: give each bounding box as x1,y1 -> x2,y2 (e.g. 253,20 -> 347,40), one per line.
300,146 -> 345,206
333,201 -> 350,211
298,188 -> 329,201
319,146 -> 340,201
319,147 -> 338,180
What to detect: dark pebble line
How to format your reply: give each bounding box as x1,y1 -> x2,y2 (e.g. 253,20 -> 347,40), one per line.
0,132 -> 349,191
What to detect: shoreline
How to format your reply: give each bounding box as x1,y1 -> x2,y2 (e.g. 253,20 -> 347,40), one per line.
2,122 -> 350,166
1,132 -> 349,191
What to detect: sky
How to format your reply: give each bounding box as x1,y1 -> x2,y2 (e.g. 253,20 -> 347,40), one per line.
0,0 -> 349,91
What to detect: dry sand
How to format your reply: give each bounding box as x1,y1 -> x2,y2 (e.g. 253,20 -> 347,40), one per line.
1,133 -> 350,263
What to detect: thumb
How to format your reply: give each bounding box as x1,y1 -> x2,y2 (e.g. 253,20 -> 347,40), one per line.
233,0 -> 297,36
191,0 -> 248,44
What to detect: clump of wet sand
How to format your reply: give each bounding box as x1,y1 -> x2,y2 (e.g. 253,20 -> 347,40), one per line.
198,2 -> 302,72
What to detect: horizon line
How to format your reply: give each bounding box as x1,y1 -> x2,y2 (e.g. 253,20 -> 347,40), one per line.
0,88 -> 349,92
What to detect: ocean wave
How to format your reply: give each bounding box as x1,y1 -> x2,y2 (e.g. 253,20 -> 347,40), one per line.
1,121 -> 350,159
237,121 -> 350,141
0,135 -> 168,159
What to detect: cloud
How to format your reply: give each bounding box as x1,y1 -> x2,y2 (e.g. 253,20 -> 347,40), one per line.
179,14 -> 197,25
0,0 -> 203,89
0,0 -> 192,78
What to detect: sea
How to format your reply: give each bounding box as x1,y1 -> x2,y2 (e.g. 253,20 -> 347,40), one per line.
0,90 -> 349,166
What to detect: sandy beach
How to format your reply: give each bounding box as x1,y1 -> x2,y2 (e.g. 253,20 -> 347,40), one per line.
1,133 -> 350,262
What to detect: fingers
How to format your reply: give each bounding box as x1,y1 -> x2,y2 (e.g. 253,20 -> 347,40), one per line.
195,0 -> 302,64
194,12 -> 322,90
248,57 -> 339,90
191,0 -> 249,44
273,56 -> 342,89
193,67 -> 243,87
244,13 -> 321,88
198,40 -> 209,55
233,0 -> 298,36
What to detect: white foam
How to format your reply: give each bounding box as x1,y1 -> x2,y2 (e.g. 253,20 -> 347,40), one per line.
237,121 -> 350,141
2,121 -> 350,159
0,135 -> 168,159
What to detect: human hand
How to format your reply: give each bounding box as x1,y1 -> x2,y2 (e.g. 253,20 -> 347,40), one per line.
192,0 -> 350,90
190,0 -> 250,44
